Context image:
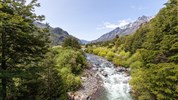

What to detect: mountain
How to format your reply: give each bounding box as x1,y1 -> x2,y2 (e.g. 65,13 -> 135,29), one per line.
80,39 -> 90,44
34,22 -> 74,45
50,27 -> 71,45
92,15 -> 152,43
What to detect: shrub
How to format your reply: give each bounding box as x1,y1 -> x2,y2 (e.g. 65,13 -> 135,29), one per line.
62,37 -> 81,49
106,51 -> 115,61
130,61 -> 143,69
126,50 -> 143,66
118,50 -> 130,59
112,50 -> 130,67
85,48 -> 93,53
93,48 -> 100,55
52,47 -> 87,91
98,50 -> 107,57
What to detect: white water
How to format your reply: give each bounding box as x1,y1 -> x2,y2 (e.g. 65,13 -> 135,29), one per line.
86,54 -> 132,100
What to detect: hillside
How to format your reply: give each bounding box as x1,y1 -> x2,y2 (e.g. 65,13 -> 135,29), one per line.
1,0 -> 177,100
86,0 -> 178,99
34,22 -> 74,45
92,16 -> 152,43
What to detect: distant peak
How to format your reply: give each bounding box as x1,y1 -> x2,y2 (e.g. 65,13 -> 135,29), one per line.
137,15 -> 152,21
92,15 -> 153,43
140,15 -> 148,18
54,27 -> 63,31
120,23 -> 132,29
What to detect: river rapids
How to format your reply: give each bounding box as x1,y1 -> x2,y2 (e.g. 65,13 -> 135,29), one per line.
86,54 -> 132,100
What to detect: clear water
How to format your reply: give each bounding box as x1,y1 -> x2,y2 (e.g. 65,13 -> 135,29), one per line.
86,54 -> 132,100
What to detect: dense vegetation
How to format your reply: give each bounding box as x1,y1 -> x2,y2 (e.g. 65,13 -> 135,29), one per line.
85,0 -> 178,99
62,37 -> 81,49
1,0 -> 177,100
0,0 -> 87,99
41,46 -> 87,100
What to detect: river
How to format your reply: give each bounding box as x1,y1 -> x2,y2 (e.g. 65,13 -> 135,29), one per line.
86,54 -> 132,100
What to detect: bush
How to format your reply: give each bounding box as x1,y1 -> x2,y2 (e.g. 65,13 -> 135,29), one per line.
118,50 -> 130,59
130,61 -> 143,69
106,51 -> 115,61
62,37 -> 81,49
84,48 -> 93,53
126,50 -> 143,66
112,50 -> 130,67
98,48 -> 109,57
98,50 -> 107,57
93,48 -> 100,55
52,47 -> 87,91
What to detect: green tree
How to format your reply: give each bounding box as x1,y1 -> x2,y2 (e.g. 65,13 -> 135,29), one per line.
62,37 -> 81,49
129,0 -> 178,99
39,51 -> 67,100
0,0 -> 49,99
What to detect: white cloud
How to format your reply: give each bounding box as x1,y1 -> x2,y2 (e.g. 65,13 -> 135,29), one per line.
96,19 -> 132,30
130,5 -> 149,10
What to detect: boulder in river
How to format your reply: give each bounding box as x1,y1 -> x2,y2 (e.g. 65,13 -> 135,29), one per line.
101,71 -> 108,77
116,67 -> 127,72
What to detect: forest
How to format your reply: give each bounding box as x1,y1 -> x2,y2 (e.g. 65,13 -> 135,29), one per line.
0,0 -> 178,100
0,0 -> 87,99
85,0 -> 178,99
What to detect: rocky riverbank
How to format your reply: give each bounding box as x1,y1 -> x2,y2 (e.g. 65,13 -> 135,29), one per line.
68,54 -> 132,100
68,63 -> 103,100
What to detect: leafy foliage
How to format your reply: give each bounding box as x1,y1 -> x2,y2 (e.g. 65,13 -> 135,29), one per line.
62,37 -> 81,49
0,0 -> 49,99
53,47 -> 87,91
85,0 -> 178,99
0,0 -> 86,99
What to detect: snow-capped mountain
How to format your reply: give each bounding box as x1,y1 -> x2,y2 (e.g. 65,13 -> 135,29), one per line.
92,16 -> 152,43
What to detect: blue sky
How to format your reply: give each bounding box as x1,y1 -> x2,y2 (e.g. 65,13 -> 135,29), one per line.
31,0 -> 167,41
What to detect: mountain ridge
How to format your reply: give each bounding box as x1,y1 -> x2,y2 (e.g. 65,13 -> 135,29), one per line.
91,15 -> 152,43
34,22 -> 79,45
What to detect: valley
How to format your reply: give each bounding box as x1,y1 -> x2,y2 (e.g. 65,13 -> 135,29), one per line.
0,0 -> 177,100
69,54 -> 132,100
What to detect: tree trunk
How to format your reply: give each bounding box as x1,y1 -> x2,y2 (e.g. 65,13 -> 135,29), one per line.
2,78 -> 7,100
1,29 -> 7,100
2,1 -> 7,98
